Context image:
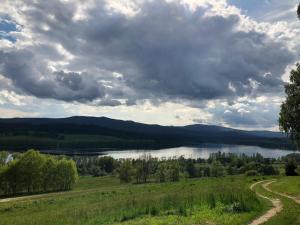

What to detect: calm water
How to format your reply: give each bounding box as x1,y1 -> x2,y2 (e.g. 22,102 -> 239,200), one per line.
102,145 -> 297,159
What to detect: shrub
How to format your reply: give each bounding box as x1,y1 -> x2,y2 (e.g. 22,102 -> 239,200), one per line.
285,159 -> 298,176
245,170 -> 259,176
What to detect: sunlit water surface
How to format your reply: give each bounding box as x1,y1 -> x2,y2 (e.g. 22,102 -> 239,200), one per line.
102,145 -> 297,159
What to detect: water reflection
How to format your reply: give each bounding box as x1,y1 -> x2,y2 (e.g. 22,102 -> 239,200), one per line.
103,145 -> 297,159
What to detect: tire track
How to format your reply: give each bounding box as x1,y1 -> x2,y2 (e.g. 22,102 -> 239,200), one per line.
248,180 -> 282,225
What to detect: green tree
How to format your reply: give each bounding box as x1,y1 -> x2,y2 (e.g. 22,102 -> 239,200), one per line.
211,160 -> 225,177
119,160 -> 134,183
0,151 -> 9,166
96,156 -> 116,173
185,159 -> 196,178
3,160 -> 22,195
298,3 -> 300,20
134,154 -> 153,183
18,150 -> 46,193
56,159 -> 78,190
285,159 -> 298,176
0,150 -> 78,196
41,157 -> 58,192
0,164 -> 7,195
279,63 -> 300,149
167,161 -> 180,182
155,162 -> 166,182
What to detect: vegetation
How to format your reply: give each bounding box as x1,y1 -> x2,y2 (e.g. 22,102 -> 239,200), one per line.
72,152 -> 287,184
285,159 -> 298,176
298,3 -> 300,20
0,176 -> 267,225
0,149 -> 299,224
0,150 -> 78,196
279,63 -> 300,149
270,176 -> 300,197
0,116 -> 294,151
253,179 -> 300,225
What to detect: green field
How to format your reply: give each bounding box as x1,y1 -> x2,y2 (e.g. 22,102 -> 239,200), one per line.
253,178 -> 300,225
1,175 -> 300,225
270,176 -> 300,197
0,176 -> 268,225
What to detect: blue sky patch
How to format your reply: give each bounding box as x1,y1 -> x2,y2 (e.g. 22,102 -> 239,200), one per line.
0,17 -> 18,42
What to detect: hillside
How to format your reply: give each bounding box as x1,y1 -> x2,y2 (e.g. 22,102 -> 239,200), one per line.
0,116 -> 293,152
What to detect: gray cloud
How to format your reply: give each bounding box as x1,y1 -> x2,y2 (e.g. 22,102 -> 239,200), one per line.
0,0 -> 296,117
0,49 -> 105,102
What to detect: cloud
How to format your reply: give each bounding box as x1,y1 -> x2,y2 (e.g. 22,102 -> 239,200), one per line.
205,95 -> 283,129
0,0 -> 298,129
0,49 -> 106,102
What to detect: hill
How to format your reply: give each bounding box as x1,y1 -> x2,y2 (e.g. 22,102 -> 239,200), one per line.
0,116 -> 293,152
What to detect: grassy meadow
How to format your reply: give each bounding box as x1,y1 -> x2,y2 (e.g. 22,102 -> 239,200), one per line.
253,178 -> 300,225
0,175 -> 268,225
270,176 -> 300,197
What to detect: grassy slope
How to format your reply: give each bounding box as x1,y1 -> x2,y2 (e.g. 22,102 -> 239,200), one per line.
253,179 -> 300,225
269,176 -> 300,197
0,176 -> 267,225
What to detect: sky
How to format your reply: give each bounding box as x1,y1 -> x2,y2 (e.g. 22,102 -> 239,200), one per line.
0,0 -> 299,130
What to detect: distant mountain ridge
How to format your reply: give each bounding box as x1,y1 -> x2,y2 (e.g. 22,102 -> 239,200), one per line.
0,116 -> 292,151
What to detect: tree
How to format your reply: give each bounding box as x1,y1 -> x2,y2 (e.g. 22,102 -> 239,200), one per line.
134,154 -> 153,183
0,151 -> 9,166
167,161 -> 180,182
0,150 -> 78,196
119,160 -> 134,183
56,159 -> 78,190
155,162 -> 166,182
0,164 -> 7,195
17,150 -> 46,193
91,166 -> 106,177
3,160 -> 22,195
41,157 -> 57,192
201,166 -> 210,177
96,156 -> 116,173
211,160 -> 225,177
260,164 -> 279,176
279,63 -> 300,149
298,3 -> 300,20
285,159 -> 298,176
185,159 -> 197,178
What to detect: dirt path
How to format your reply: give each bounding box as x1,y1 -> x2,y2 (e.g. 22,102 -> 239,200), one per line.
265,183 -> 300,205
248,180 -> 283,225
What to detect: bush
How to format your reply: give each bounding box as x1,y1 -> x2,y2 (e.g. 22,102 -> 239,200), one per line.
285,159 -> 298,176
260,165 -> 279,176
245,170 -> 259,176
91,166 -> 107,177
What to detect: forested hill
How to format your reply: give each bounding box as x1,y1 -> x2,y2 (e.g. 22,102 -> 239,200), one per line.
0,116 -> 293,151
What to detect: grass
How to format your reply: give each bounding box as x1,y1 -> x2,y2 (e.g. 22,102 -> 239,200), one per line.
269,176 -> 300,197
253,179 -> 300,225
0,176 -> 267,225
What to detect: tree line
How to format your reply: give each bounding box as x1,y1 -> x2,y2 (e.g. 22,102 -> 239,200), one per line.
72,152 -> 299,184
0,150 -> 78,196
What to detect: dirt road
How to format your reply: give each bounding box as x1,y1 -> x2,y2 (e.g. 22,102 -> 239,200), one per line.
248,180 -> 283,225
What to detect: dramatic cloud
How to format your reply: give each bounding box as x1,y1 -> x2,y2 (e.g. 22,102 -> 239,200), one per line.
0,0 -> 298,129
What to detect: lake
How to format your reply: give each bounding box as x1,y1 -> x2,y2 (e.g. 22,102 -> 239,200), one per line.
102,144 -> 297,159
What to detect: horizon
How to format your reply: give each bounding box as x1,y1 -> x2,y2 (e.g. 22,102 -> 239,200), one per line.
0,0 -> 299,131
0,115 -> 284,132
